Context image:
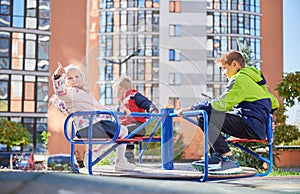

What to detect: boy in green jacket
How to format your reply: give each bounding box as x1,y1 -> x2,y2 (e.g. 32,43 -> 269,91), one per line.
177,50 -> 279,174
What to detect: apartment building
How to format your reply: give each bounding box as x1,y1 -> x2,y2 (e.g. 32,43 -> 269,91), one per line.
0,0 -> 283,160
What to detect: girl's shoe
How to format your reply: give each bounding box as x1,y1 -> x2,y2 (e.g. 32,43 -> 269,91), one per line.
114,158 -> 135,171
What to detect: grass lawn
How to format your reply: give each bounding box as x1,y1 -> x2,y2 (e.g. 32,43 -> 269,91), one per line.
270,168 -> 300,176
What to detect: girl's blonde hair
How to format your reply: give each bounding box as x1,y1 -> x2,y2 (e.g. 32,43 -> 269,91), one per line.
63,64 -> 83,77
63,64 -> 89,92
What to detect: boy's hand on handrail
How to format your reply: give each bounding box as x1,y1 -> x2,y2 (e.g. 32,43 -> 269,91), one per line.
123,107 -> 131,117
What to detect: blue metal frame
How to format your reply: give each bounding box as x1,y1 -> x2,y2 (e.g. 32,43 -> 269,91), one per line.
63,108 -> 175,175
179,110 -> 209,182
63,109 -> 271,181
227,114 -> 273,176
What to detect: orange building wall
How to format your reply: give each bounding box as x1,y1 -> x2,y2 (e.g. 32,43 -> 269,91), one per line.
261,0 -> 283,101
48,0 -> 87,156
85,0 -> 100,100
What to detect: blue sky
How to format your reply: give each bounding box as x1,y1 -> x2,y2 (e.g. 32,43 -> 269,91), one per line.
283,0 -> 300,125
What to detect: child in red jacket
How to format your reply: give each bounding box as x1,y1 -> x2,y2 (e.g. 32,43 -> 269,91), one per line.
115,76 -> 159,163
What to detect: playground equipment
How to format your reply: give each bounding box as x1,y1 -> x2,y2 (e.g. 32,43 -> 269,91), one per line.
63,108 -> 273,182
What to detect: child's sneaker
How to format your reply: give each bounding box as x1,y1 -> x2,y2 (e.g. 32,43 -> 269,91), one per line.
114,158 -> 135,171
192,153 -> 221,172
208,156 -> 243,175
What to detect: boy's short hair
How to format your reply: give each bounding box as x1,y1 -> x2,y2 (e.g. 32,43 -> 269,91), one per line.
216,50 -> 245,68
114,76 -> 132,90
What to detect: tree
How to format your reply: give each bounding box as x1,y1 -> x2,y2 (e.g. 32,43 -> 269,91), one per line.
0,119 -> 31,169
275,71 -> 300,107
237,39 -> 254,67
41,130 -> 51,171
273,104 -> 299,145
274,71 -> 300,145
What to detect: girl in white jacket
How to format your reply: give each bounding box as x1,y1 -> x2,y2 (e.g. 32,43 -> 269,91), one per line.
52,63 -> 135,171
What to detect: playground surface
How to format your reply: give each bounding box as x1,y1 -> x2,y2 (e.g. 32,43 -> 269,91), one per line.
1,163 -> 300,194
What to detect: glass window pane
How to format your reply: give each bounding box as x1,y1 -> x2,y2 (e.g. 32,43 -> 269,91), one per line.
138,60 -> 145,80
214,12 -> 220,33
11,75 -> 23,98
37,82 -> 47,101
152,60 -> 159,81
25,59 -> 36,70
153,35 -> 159,56
0,57 -> 10,68
26,17 -> 37,29
0,15 -> 10,27
0,81 -> 8,100
138,0 -> 145,7
24,82 -> 35,100
26,40 -> 36,58
0,0 -> 11,15
169,49 -> 175,61
39,0 -> 50,19
0,38 -> 9,57
105,84 -> 112,105
38,35 -> 49,60
27,0 -> 36,17
38,18 -> 49,30
0,100 -> 8,111
37,59 -> 48,71
10,75 -> 23,112
24,101 -> 35,112
221,13 -> 227,33
231,13 -> 237,33
13,0 -> 25,27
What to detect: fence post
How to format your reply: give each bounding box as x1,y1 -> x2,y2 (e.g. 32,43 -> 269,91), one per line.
161,108 -> 174,170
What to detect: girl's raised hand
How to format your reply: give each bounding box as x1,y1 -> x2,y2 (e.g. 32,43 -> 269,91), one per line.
54,62 -> 65,76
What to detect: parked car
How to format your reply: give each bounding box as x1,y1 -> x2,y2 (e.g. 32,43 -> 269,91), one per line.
47,154 -> 77,171
0,152 -> 34,170
17,153 -> 35,170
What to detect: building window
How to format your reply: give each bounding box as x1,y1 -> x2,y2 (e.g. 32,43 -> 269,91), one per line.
0,32 -> 10,69
137,59 -> 145,80
105,65 -> 113,81
10,75 -> 23,112
169,0 -> 181,13
169,24 -> 181,37
36,76 -> 48,113
105,84 -> 113,105
0,75 -> 9,112
169,49 -> 180,61
13,0 -> 25,28
169,73 -> 181,85
152,59 -> 159,81
168,97 -> 180,109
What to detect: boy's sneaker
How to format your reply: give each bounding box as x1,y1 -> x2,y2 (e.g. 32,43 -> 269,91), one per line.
114,158 -> 136,171
192,153 -> 221,172
208,156 -> 243,175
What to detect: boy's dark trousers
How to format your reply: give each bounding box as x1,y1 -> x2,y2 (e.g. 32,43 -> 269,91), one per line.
197,111 -> 261,155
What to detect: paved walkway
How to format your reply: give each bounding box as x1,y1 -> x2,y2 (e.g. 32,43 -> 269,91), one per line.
1,163 -> 300,194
